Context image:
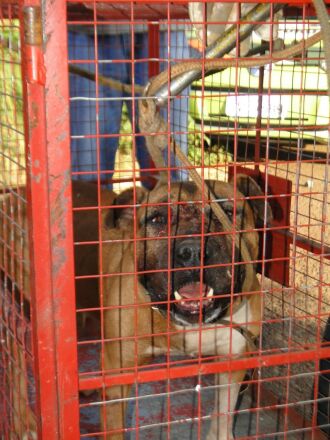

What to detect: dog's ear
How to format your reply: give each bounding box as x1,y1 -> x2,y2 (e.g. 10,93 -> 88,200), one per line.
104,186 -> 147,231
230,174 -> 273,227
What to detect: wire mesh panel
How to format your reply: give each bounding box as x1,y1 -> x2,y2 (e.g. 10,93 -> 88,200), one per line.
0,4 -> 36,438
66,1 -> 329,439
0,0 -> 329,439
1,0 -> 80,438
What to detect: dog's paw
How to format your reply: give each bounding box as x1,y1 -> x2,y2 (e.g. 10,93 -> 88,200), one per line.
206,429 -> 234,440
206,434 -> 234,440
22,431 -> 37,440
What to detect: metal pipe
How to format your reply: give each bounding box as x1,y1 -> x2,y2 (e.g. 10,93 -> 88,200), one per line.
153,3 -> 284,106
276,229 -> 330,259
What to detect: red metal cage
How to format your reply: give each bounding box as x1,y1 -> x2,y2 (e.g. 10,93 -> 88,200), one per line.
0,1 -> 329,439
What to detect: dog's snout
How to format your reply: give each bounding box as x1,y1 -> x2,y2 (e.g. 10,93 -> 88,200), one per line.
175,239 -> 202,267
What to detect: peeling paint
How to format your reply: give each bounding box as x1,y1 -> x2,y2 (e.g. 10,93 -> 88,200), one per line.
57,131 -> 68,142
49,170 -> 71,279
28,101 -> 39,139
31,172 -> 42,183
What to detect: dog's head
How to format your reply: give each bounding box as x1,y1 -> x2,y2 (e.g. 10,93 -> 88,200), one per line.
112,176 -> 272,326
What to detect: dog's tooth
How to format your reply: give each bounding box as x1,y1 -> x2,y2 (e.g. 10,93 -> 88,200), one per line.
227,269 -> 232,279
174,291 -> 182,301
207,287 -> 214,298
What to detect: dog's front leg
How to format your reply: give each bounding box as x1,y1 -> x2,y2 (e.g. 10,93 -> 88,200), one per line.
103,337 -> 151,440
102,336 -> 133,440
207,370 -> 245,440
103,382 -> 131,440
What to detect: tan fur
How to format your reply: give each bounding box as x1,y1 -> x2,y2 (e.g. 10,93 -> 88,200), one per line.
0,177 -> 268,439
0,189 -> 34,437
102,177 -> 270,440
0,181 -> 115,302
0,180 -> 115,437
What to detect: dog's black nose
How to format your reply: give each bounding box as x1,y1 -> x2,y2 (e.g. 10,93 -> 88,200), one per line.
175,239 -> 202,267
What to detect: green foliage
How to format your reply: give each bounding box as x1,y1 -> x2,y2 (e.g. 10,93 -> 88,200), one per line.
118,103 -> 133,155
0,21 -> 25,187
188,143 -> 233,166
188,116 -> 232,166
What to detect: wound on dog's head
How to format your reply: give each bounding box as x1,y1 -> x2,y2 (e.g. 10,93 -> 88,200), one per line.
134,180 -> 257,326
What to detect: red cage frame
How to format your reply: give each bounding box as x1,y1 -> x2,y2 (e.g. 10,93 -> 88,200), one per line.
22,1 -> 79,437
1,0 -> 329,438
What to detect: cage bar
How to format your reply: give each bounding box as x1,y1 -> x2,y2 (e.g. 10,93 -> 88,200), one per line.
0,1 -> 329,439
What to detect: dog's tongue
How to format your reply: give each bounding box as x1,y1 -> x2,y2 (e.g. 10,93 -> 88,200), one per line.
178,282 -> 208,299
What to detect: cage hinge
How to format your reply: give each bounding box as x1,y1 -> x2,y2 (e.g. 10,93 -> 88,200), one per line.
23,6 -> 45,85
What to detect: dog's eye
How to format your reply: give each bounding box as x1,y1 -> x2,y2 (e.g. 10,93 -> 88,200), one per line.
220,202 -> 245,223
221,202 -> 234,219
224,208 -> 233,219
151,215 -> 164,224
147,213 -> 167,226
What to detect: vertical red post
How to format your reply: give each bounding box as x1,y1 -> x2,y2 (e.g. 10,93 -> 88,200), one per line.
22,0 -> 79,438
148,22 -> 160,78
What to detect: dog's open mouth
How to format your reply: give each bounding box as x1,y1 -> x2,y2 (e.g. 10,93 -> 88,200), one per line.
174,282 -> 214,314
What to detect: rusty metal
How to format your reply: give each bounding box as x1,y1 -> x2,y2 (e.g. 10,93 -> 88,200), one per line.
79,346 -> 330,391
1,1 -> 329,439
23,6 -> 42,46
153,3 -> 284,106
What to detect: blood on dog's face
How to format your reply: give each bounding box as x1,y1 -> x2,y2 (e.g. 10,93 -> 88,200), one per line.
136,181 -> 259,326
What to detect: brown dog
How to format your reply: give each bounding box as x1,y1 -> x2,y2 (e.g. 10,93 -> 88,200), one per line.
0,180 -> 115,438
0,180 -> 115,305
102,175 -> 272,440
